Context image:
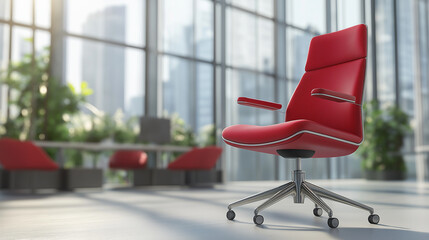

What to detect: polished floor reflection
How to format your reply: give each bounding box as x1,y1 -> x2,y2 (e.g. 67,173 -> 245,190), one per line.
1,180 -> 429,240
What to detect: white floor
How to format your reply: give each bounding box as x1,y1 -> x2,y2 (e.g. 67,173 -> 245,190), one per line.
1,180 -> 429,240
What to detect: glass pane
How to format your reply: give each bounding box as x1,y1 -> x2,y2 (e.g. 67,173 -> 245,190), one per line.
226,72 -> 275,126
375,0 -> 395,108
0,24 -> 9,124
288,79 -> 300,98
65,37 -> 145,117
196,63 -> 213,136
13,0 -> 32,25
258,74 -> 275,125
226,8 -> 256,69
397,0 -> 415,117
195,0 -> 214,60
35,0 -> 51,28
419,1 -> 429,145
337,0 -> 363,29
225,69 -> 255,181
258,18 -> 274,73
161,0 -> 193,56
215,3 -> 222,63
258,0 -> 274,17
226,69 -> 257,125
277,78 -> 288,112
12,27 -> 32,62
227,0 -> 273,17
35,30 -> 50,57
66,0 -> 145,47
0,0 -> 10,20
161,56 -> 192,126
0,24 -> 9,68
286,0 -> 326,34
225,69 -> 276,181
286,28 -> 314,81
227,0 -> 257,12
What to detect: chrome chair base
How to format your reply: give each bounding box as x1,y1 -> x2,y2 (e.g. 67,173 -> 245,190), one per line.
226,168 -> 379,228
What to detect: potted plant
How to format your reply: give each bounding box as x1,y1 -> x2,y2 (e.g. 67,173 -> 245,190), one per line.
358,101 -> 411,180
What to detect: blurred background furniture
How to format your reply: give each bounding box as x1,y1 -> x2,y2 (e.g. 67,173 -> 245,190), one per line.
109,150 -> 148,169
109,150 -> 150,186
0,138 -> 103,191
168,146 -> 223,186
0,138 -> 60,190
140,117 -> 171,144
131,146 -> 223,186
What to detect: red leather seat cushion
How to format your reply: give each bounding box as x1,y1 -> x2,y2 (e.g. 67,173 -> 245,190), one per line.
109,150 -> 147,169
305,24 -> 367,71
0,138 -> 59,170
222,120 -> 361,145
168,146 -> 223,170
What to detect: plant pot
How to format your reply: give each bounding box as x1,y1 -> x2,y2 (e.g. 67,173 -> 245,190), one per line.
9,170 -> 61,190
0,169 -> 9,189
364,170 -> 406,180
151,169 -> 185,186
61,168 -> 103,190
185,169 -> 219,187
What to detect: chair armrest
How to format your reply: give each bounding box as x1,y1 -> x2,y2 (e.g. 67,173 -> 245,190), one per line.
311,88 -> 356,103
237,97 -> 282,111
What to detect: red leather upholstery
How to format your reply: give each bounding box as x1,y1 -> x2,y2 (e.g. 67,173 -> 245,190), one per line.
222,24 -> 367,158
305,24 -> 367,71
311,88 -> 356,103
222,120 -> 361,145
0,138 -> 59,170
224,132 -> 359,158
286,59 -> 365,138
109,150 -> 148,169
237,97 -> 282,111
168,146 -> 223,170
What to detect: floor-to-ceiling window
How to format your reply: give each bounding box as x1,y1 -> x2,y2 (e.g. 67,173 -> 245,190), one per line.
416,0 -> 429,180
224,1 -> 276,181
375,0 -> 396,108
158,0 -> 214,141
0,0 -> 51,133
64,0 -> 146,118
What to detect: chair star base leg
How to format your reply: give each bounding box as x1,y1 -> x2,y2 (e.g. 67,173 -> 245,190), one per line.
226,161 -> 379,228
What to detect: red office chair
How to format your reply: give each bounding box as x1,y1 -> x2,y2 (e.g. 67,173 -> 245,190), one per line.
222,24 -> 378,228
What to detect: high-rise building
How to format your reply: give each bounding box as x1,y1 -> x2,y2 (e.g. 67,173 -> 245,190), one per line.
82,6 -> 126,115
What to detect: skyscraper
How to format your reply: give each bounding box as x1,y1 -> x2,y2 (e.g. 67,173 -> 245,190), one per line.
81,6 -> 126,115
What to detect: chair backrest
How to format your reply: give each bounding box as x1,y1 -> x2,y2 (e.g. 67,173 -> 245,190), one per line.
0,138 -> 58,170
168,146 -> 223,170
286,24 -> 367,139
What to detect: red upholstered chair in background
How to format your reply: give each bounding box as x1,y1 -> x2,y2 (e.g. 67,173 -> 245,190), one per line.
0,138 -> 60,190
0,138 -> 103,191
223,25 -> 379,228
109,150 -> 148,169
109,150 -> 149,186
168,146 -> 222,170
0,138 -> 59,170
167,146 -> 223,186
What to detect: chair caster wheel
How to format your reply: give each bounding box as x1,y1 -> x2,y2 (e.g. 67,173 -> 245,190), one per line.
368,214 -> 380,224
313,207 -> 323,217
226,210 -> 236,220
327,217 -> 339,228
253,215 -> 264,225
